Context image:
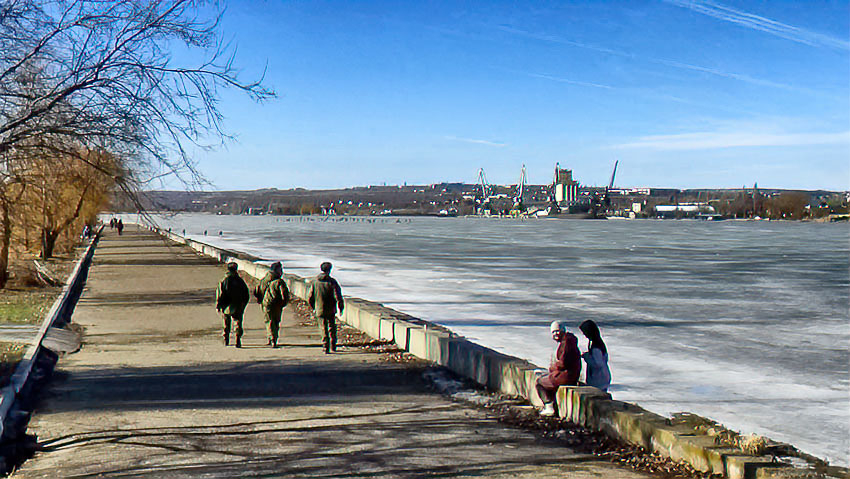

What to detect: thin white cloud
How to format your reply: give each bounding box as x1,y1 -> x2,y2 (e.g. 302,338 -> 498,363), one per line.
497,25 -> 628,57
665,0 -> 850,51
524,72 -> 615,90
496,24 -> 803,92
610,130 -> 850,150
445,136 -> 507,147
656,58 -> 805,92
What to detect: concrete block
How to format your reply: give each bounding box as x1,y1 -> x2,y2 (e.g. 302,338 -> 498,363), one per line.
284,276 -> 308,300
649,424 -> 696,458
755,466 -> 822,479
379,318 -> 397,343
357,307 -> 383,339
558,386 -> 612,426
470,346 -> 490,386
485,353 -> 531,397
339,301 -> 358,328
668,435 -> 737,475
407,326 -> 428,358
447,339 -> 483,382
490,358 -> 534,398
726,455 -> 790,479
422,330 -> 448,364
526,369 -> 544,407
394,322 -> 412,351
602,407 -> 664,449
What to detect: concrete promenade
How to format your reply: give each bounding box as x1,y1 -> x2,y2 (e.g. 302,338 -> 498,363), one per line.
11,226 -> 651,478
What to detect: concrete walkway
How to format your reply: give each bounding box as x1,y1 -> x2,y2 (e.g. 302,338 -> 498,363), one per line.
11,226 -> 651,478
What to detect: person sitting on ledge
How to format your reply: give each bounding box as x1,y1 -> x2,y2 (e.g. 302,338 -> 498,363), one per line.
536,320 -> 581,417
579,319 -> 611,392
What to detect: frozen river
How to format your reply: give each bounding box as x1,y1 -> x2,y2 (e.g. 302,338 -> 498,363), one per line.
132,213 -> 849,466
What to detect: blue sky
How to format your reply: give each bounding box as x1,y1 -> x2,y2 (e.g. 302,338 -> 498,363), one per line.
185,0 -> 849,190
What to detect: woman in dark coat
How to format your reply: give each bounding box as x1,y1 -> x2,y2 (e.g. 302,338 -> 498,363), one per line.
536,320 -> 581,417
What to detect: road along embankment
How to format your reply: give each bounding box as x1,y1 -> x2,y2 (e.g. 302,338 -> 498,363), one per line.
0,229 -> 101,471
149,225 -> 846,479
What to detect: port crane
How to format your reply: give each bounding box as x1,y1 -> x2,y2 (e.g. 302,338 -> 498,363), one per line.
476,168 -> 492,215
513,164 -> 527,212
603,159 -> 618,209
589,159 -> 618,218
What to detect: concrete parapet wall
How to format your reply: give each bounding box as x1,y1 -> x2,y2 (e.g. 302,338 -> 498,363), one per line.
145,225 -> 840,479
0,227 -> 102,464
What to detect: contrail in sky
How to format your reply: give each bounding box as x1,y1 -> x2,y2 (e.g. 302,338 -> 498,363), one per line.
664,0 -> 850,50
523,72 -> 615,90
496,24 -> 804,92
610,129 -> 850,150
445,136 -> 507,147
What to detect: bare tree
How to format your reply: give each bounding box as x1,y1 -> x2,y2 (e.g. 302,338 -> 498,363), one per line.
0,0 -> 273,284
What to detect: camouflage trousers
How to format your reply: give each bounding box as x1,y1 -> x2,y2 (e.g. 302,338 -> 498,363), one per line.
222,312 -> 244,339
317,314 -> 337,352
264,307 -> 283,343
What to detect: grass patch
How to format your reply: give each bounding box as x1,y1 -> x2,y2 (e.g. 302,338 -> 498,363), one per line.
0,291 -> 56,324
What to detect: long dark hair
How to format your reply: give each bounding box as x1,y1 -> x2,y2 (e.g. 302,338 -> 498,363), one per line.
579,320 -> 607,355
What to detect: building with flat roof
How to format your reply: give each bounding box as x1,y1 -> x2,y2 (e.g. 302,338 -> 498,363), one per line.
554,164 -> 579,206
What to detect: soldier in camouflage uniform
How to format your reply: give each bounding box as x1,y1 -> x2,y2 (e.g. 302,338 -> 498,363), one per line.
253,262 -> 290,348
216,262 -> 249,348
307,262 -> 344,354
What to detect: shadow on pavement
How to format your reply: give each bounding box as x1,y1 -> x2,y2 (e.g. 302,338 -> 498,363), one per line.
39,361 -> 429,414
78,289 -> 215,307
32,358 -> 596,478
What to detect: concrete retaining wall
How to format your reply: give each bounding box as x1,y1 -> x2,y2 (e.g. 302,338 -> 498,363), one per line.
149,225 -> 836,479
0,227 -> 102,468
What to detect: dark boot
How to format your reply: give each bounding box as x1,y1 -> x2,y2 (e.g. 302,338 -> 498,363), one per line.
235,337 -> 242,348
223,335 -> 229,346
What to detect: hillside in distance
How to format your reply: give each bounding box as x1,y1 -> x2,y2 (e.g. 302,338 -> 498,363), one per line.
112,184 -> 848,219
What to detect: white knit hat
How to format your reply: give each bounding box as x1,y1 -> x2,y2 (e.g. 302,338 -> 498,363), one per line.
550,320 -> 568,333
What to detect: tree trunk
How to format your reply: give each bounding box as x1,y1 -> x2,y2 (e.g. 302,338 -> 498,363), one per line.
0,199 -> 10,289
40,228 -> 59,260
39,183 -> 89,260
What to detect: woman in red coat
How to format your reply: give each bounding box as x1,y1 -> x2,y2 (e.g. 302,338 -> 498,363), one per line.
536,320 -> 581,417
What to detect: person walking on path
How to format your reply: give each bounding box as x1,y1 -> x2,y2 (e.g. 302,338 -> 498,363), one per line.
216,262 -> 250,348
254,262 -> 290,348
116,219 -> 124,235
307,261 -> 344,354
580,319 -> 611,392
536,320 -> 581,417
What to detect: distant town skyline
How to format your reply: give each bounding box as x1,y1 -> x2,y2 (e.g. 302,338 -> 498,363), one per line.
173,1 -> 849,191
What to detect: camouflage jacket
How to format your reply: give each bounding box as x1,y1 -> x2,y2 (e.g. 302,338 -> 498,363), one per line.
254,271 -> 279,303
263,277 -> 290,312
307,273 -> 344,318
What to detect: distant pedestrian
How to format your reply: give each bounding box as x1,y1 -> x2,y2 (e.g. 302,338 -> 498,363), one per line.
307,262 -> 344,354
116,219 -> 124,235
536,320 -> 581,417
216,262 -> 250,348
579,320 -> 611,392
254,262 -> 290,348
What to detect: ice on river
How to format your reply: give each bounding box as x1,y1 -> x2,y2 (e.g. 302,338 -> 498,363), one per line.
132,213 -> 850,466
